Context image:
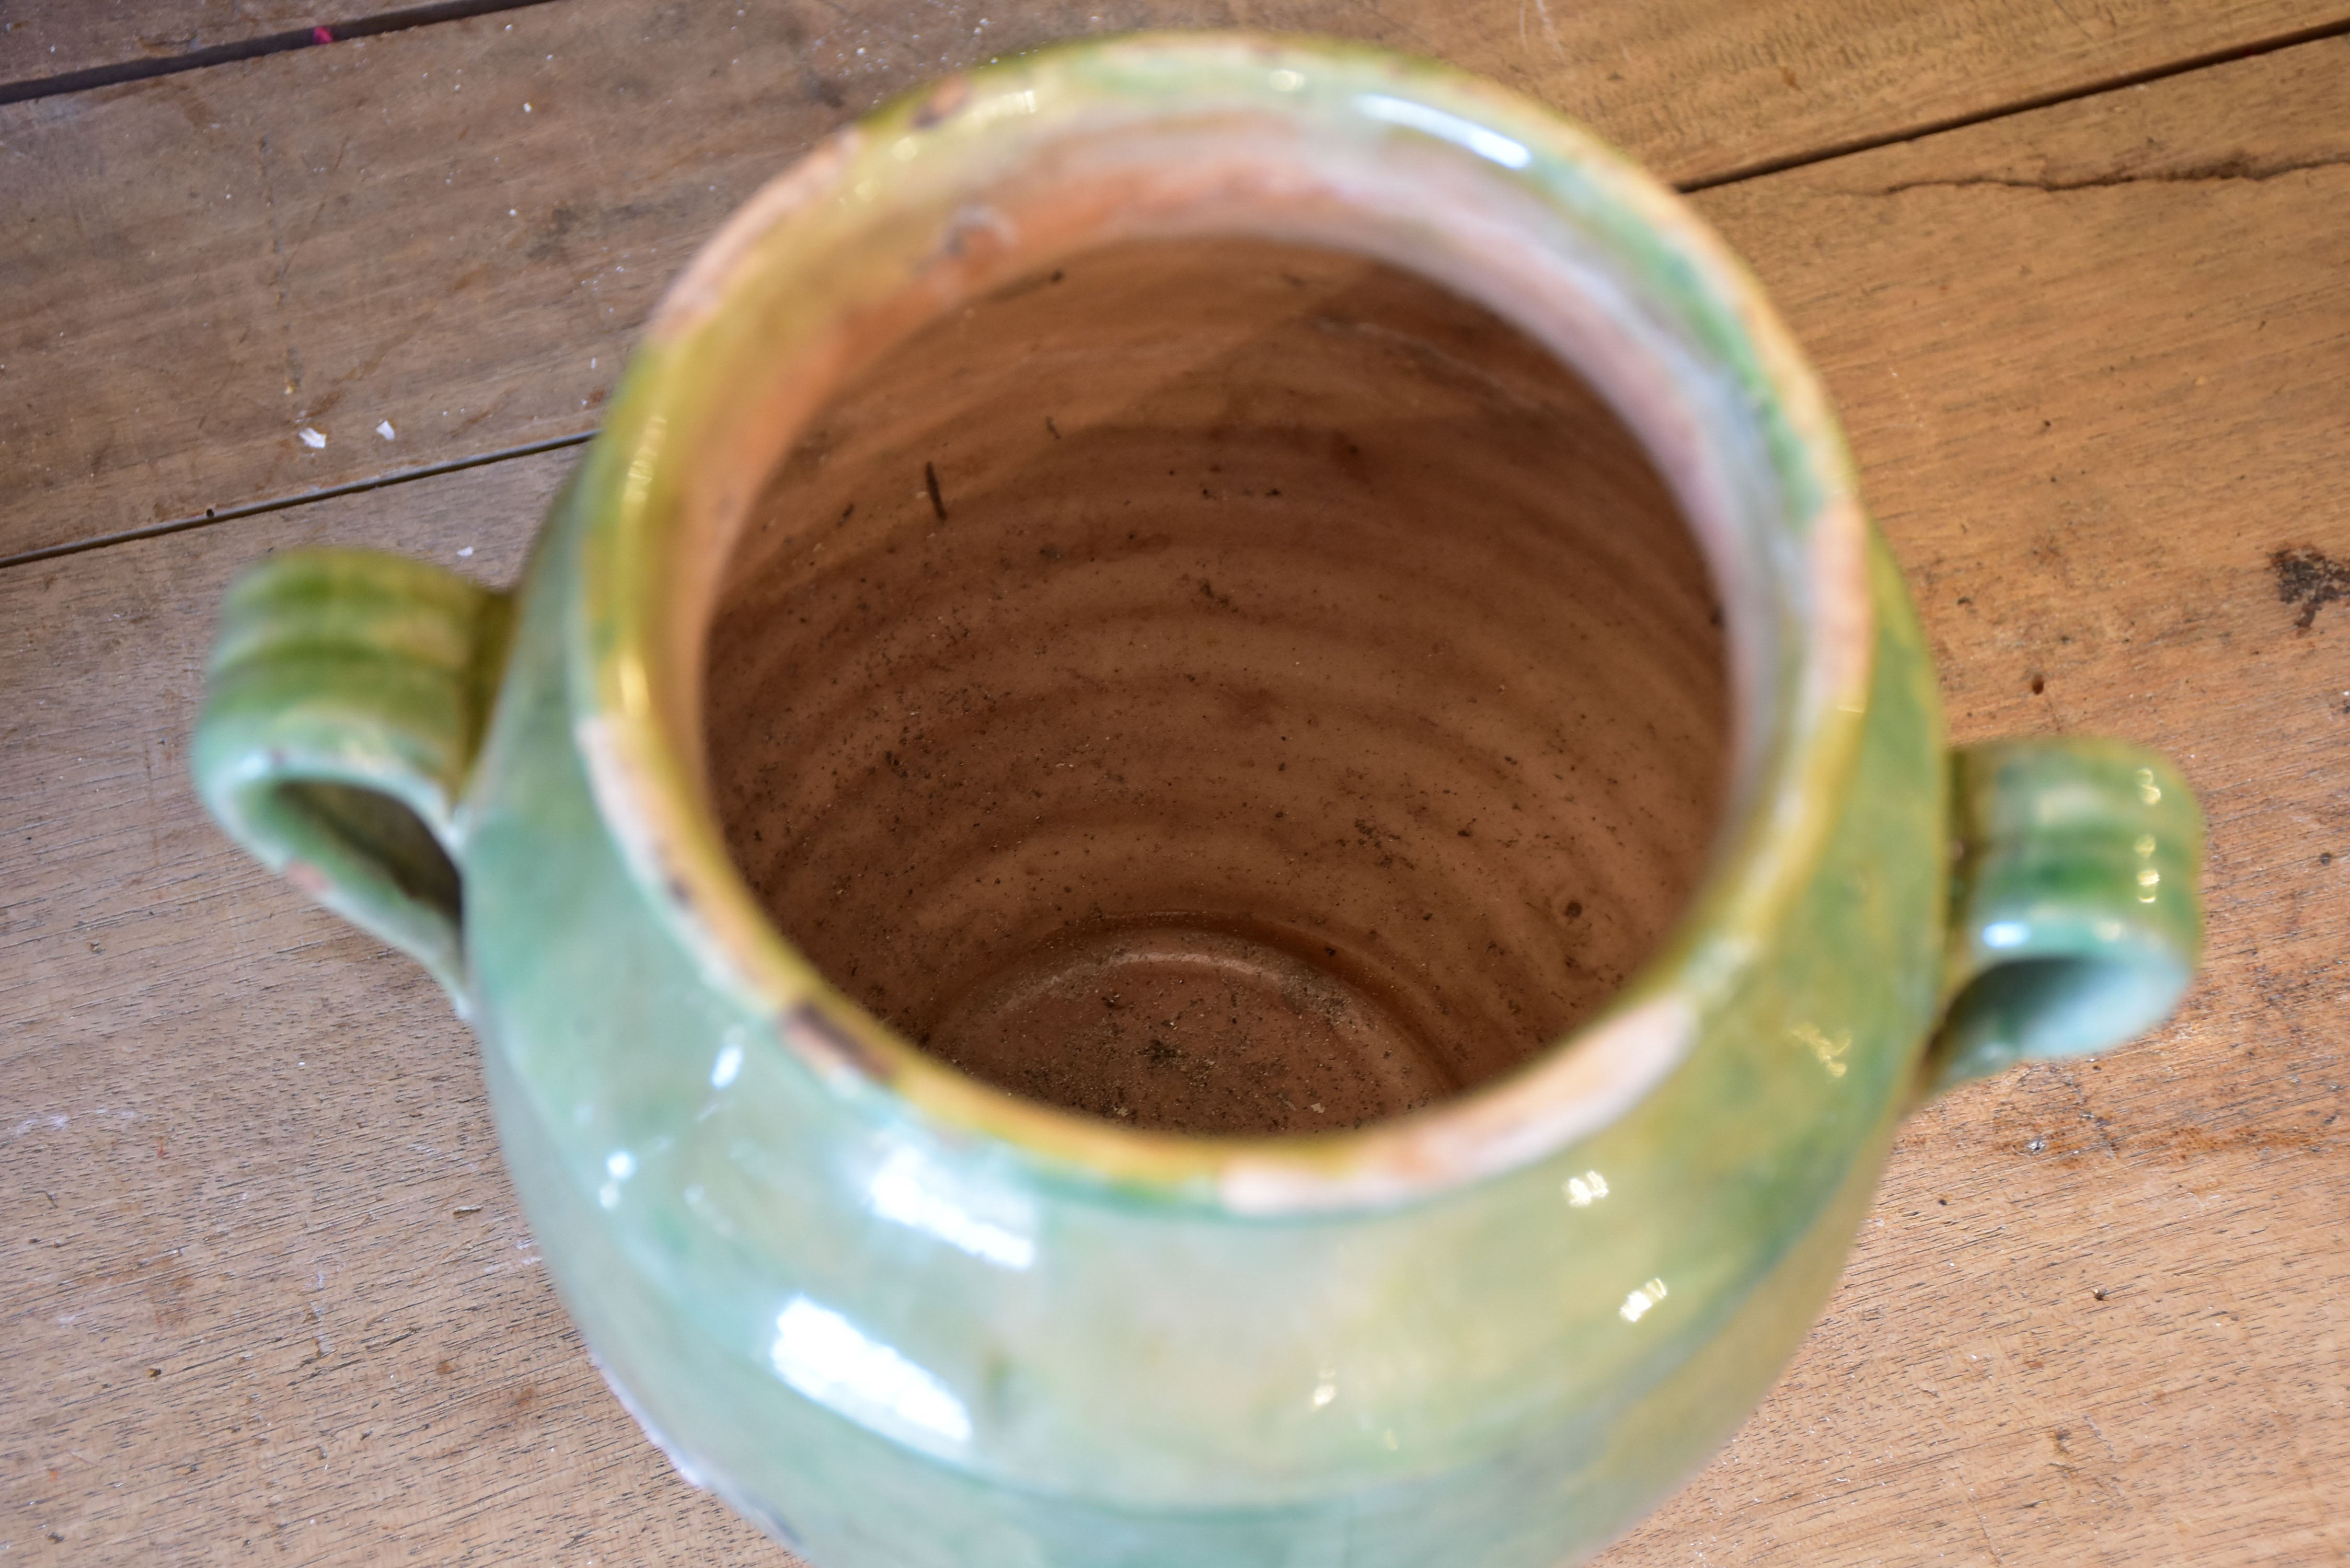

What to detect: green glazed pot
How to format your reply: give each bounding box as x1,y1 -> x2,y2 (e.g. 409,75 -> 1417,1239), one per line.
192,34 -> 2204,1568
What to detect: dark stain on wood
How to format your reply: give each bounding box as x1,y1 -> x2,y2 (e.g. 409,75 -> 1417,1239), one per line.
2271,545 -> 2349,628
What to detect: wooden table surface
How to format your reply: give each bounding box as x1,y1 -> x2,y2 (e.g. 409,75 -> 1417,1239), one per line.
5,3 -> 2346,1562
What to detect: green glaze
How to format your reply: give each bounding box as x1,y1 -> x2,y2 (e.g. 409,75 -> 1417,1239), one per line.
1934,739 -> 2202,1091
191,36 -> 2204,1568
193,547 -> 510,997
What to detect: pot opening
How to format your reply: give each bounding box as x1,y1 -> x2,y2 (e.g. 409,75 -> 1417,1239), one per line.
701,235 -> 1729,1138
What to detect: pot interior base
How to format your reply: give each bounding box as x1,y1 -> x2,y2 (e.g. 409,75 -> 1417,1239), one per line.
921,918 -> 1454,1136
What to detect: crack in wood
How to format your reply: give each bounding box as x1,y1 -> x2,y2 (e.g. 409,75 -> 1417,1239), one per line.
1879,153 -> 2350,196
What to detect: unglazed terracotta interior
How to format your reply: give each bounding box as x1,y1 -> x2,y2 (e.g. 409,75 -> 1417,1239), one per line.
704,237 -> 1727,1137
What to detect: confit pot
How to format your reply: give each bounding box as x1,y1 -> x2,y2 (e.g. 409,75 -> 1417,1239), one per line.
192,33 -> 2204,1568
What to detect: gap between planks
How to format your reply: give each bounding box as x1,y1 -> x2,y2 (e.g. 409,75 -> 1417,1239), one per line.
1678,10 -> 2350,190
0,433 -> 592,570
0,0 -> 568,107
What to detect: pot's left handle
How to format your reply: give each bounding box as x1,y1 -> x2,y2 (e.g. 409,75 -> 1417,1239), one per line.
192,548 -> 512,1001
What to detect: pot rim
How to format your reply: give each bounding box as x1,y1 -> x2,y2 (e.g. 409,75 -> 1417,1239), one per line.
565,31 -> 1874,1215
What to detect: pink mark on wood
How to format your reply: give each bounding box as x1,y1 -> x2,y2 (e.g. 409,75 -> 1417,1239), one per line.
313,25 -> 335,44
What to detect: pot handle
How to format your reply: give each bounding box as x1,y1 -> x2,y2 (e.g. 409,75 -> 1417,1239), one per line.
1923,737 -> 2204,1094
191,548 -> 511,1001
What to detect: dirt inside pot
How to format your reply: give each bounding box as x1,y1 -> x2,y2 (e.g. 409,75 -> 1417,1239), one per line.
703,237 -> 1727,1137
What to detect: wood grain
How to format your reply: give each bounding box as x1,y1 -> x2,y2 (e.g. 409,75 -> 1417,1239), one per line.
3,17 -> 2347,1568
5,0 -> 2348,561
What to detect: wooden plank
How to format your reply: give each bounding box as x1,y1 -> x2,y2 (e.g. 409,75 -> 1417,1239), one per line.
3,32 -> 2346,1568
5,0 -> 2348,561
0,1 -> 418,89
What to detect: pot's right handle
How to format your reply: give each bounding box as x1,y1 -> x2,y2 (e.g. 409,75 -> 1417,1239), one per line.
1926,737 -> 2204,1095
